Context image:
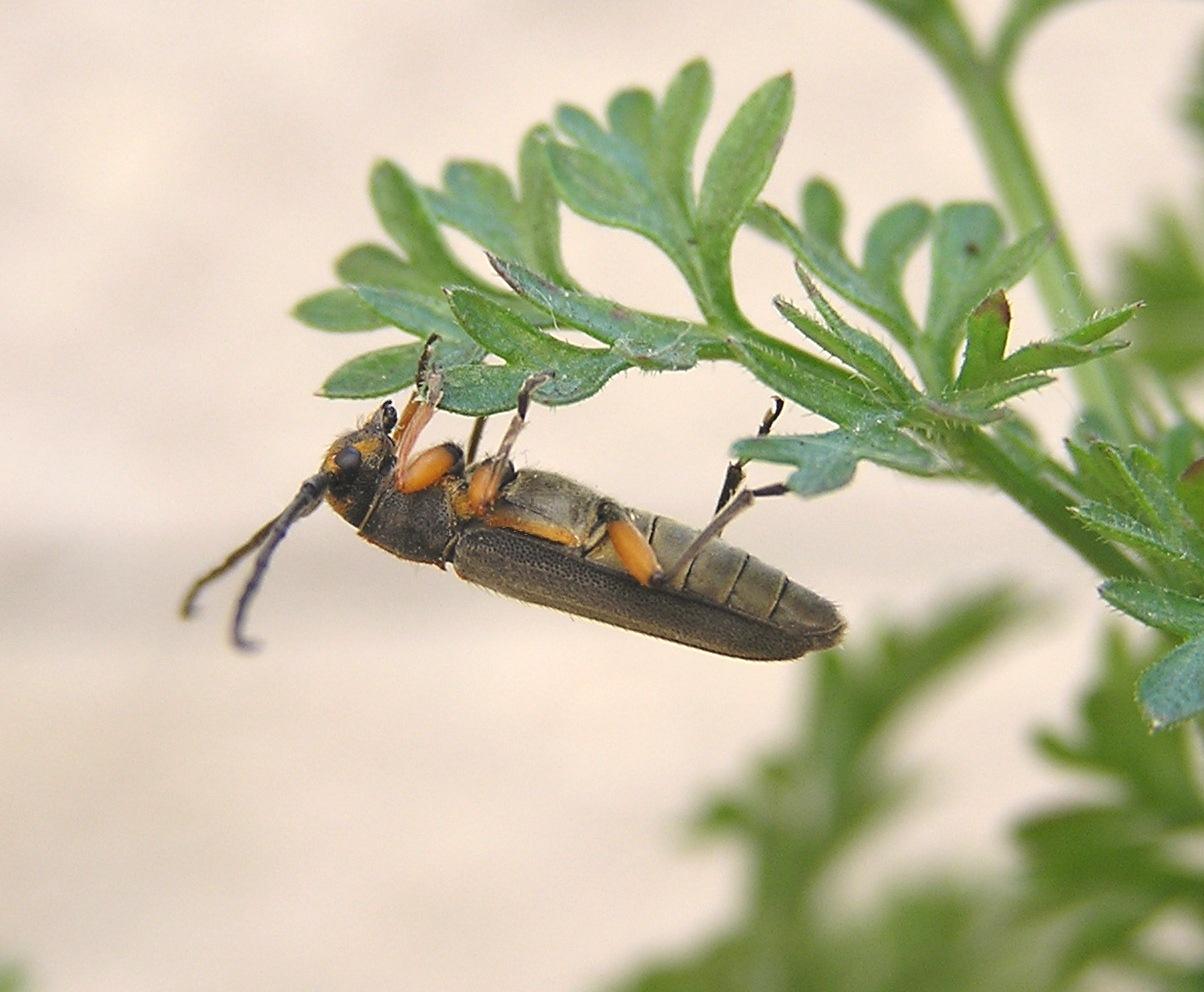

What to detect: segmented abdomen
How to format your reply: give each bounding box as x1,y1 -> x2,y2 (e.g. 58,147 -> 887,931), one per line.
586,509 -> 840,641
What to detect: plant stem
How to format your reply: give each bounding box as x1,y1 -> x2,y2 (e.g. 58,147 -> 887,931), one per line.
949,426 -> 1143,579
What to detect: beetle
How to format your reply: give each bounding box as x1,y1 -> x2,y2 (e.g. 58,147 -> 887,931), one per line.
181,349 -> 845,659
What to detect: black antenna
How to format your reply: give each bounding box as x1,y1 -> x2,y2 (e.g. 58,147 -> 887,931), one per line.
181,472 -> 332,650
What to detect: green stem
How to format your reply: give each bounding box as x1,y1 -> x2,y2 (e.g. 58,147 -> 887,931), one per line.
949,426 -> 1144,579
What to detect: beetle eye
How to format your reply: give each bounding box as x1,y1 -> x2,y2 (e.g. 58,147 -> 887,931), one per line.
333,446 -> 362,475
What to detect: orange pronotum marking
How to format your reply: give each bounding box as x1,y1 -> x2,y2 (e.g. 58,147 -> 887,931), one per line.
396,445 -> 457,494
466,461 -> 504,515
485,509 -> 580,547
606,518 -> 662,586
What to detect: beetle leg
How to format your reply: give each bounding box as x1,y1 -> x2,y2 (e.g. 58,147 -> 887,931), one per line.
396,442 -> 464,493
714,397 -> 784,514
465,371 -> 553,515
660,482 -> 789,588
391,337 -> 446,484
483,506 -> 581,547
464,416 -> 488,465
597,500 -> 664,586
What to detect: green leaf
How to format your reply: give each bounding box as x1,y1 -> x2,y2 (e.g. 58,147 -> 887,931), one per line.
753,183 -> 928,346
734,425 -> 942,495
547,65 -> 800,326
941,373 -> 1055,415
775,275 -> 917,402
925,204 -> 1049,386
861,199 -> 932,331
695,72 -> 793,316
443,288 -> 629,412
1177,452 -> 1204,526
1066,439 -> 1148,514
926,204 -> 1003,342
655,60 -> 712,221
726,331 -> 887,428
335,243 -> 417,288
743,432 -> 859,494
293,288 -> 388,331
370,160 -> 478,286
517,126 -> 575,287
802,176 -> 843,244
318,343 -> 424,398
488,255 -> 714,369
348,284 -> 472,342
546,140 -> 667,246
1074,501 -> 1187,565
955,291 -> 1010,390
607,88 -> 657,157
1099,579 -> 1204,638
1138,633 -> 1204,729
994,339 -> 1127,381
317,336 -> 483,400
1126,445 -> 1204,563
426,160 -> 526,263
1061,303 -> 1143,346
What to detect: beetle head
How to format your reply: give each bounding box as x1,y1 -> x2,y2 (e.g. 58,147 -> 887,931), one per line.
320,400 -> 399,527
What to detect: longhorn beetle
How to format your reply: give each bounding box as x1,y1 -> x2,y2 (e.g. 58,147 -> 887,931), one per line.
181,343 -> 845,659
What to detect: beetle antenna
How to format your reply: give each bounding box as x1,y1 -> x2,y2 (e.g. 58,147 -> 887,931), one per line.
179,518 -> 277,619
227,472 -> 332,651
180,472 -> 332,648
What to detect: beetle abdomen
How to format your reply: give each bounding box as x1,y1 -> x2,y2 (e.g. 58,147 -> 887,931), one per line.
452,524 -> 844,660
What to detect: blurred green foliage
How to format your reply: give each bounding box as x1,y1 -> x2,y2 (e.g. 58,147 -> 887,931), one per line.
606,602 -> 1204,992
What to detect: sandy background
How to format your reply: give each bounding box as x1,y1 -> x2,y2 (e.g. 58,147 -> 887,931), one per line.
4,1 -> 1203,989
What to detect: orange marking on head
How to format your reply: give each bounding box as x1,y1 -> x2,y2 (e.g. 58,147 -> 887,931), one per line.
466,461 -> 504,516
320,435 -> 385,476
485,509 -> 581,546
606,518 -> 662,586
396,444 -> 458,494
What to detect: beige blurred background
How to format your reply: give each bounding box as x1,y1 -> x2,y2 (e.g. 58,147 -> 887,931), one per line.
4,0 -> 1204,989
